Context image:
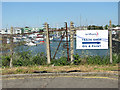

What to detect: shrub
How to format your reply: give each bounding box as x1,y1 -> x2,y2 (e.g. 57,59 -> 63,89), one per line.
51,57 -> 70,66
87,56 -> 94,64
86,55 -> 110,65
2,55 -> 10,67
32,52 -> 47,65
102,56 -> 110,65
113,53 -> 120,64
73,53 -> 81,65
12,51 -> 47,67
2,50 -> 120,67
13,50 -> 33,66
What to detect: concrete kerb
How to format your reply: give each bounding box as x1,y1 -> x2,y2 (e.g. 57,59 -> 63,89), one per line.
2,72 -> 118,79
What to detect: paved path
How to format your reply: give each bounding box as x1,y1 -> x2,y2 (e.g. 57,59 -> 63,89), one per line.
2,76 -> 118,88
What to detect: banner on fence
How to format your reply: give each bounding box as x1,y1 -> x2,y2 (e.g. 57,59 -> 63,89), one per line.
76,30 -> 108,49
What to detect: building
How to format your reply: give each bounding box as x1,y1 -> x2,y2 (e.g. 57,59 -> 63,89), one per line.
13,27 -> 22,34
0,28 -> 11,34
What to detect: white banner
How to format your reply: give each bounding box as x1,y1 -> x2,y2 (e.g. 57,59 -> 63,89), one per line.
76,30 -> 108,49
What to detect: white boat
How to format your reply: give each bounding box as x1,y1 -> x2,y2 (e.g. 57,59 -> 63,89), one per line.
53,36 -> 70,42
50,36 -> 53,40
25,42 -> 37,46
22,36 -> 27,39
35,37 -> 44,41
24,38 -> 31,42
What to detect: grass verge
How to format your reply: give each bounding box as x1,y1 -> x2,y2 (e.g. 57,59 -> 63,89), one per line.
1,64 -> 119,75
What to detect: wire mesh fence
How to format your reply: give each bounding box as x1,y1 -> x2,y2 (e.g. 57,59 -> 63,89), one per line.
0,23 -> 120,67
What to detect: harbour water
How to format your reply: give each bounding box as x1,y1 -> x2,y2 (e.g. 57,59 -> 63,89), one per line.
15,40 -> 109,59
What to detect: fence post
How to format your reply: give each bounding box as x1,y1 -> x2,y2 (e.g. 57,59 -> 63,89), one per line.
10,27 -> 13,67
70,21 -> 74,63
44,22 -> 51,64
65,22 -> 69,61
109,20 -> 112,64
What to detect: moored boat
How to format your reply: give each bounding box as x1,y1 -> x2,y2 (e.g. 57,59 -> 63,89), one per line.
25,41 -> 37,46
53,36 -> 70,42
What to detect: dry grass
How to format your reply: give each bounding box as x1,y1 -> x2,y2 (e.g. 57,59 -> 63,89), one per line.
1,64 -> 119,75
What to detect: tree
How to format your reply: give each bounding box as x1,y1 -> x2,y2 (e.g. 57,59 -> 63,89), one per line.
117,25 -> 120,27
104,25 -> 108,29
112,24 -> 116,28
98,26 -> 103,30
87,25 -> 91,30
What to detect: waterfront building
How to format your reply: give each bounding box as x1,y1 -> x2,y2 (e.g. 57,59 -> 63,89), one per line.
0,27 -> 22,34
0,28 -> 11,34
13,27 -> 22,34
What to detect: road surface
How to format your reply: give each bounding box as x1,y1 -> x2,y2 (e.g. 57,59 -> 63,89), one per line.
2,76 -> 118,88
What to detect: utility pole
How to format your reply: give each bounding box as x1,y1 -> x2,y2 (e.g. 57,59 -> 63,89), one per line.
109,20 -> 112,63
44,22 -> 51,64
10,27 -> 13,68
70,21 -> 74,63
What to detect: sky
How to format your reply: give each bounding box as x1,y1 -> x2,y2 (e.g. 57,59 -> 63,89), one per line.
118,2 -> 120,25
2,2 -> 118,28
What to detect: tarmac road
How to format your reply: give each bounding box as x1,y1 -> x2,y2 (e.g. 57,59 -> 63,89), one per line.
2,76 -> 118,88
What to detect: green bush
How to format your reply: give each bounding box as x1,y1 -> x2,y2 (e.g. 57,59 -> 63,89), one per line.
113,53 -> 120,64
2,51 -> 47,67
2,50 -> 120,67
93,56 -> 102,65
87,56 -> 94,64
102,56 -> 110,65
73,53 -> 81,65
86,55 -> 110,65
13,51 -> 33,66
51,57 -> 70,66
2,55 -> 10,66
32,52 -> 47,65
